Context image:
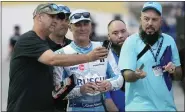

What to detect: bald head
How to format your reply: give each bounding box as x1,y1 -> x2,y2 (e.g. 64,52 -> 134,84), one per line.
107,19 -> 129,46
108,19 -> 125,31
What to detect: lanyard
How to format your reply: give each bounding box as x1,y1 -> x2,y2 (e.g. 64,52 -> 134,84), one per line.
149,36 -> 164,62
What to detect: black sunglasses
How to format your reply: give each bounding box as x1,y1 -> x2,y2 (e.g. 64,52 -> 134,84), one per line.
71,12 -> 90,20
57,13 -> 66,20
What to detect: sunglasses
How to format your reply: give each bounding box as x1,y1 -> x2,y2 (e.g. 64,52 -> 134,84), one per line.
40,3 -> 59,12
57,13 -> 66,20
71,12 -> 90,20
58,6 -> 71,14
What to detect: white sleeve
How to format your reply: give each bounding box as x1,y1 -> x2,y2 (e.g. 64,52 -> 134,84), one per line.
53,66 -> 65,86
106,50 -> 124,91
65,87 -> 83,99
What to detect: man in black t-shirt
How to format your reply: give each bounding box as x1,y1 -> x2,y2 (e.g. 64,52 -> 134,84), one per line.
7,3 -> 108,112
47,5 -> 72,111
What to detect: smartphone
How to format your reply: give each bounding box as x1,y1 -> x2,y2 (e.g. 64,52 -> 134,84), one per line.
139,63 -> 145,70
52,74 -> 76,99
102,40 -> 112,50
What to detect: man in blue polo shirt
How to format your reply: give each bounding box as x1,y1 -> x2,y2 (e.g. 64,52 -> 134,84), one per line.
104,19 -> 129,112
118,2 -> 182,111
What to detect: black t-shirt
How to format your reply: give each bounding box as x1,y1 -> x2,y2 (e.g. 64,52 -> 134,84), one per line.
46,37 -> 71,111
7,31 -> 54,112
46,36 -> 71,51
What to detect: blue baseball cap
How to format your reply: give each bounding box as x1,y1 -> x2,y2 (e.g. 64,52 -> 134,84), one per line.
142,2 -> 162,15
69,9 -> 91,24
58,5 -> 71,14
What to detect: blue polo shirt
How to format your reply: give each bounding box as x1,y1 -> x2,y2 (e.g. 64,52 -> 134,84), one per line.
118,33 -> 180,111
105,49 -> 125,112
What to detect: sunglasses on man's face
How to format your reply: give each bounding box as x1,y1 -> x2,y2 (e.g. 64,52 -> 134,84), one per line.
58,6 -> 71,14
71,12 -> 90,19
57,13 -> 66,20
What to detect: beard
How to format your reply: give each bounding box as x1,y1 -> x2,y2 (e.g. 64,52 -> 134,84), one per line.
139,25 -> 161,46
111,42 -> 122,56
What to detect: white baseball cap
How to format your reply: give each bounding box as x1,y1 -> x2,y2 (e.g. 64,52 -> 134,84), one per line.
69,9 -> 91,24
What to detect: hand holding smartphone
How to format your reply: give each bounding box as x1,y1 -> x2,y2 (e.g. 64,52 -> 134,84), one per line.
102,40 -> 112,50
135,63 -> 146,79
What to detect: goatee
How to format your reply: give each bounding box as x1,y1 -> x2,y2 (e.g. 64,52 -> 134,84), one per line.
139,26 -> 161,46
111,42 -> 122,56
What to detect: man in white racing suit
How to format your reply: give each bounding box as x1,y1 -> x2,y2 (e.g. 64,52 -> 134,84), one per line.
53,9 -> 124,111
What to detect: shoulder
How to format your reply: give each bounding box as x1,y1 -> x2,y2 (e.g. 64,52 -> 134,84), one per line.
17,31 -> 39,43
127,33 -> 140,41
162,33 -> 175,42
161,33 -> 177,47
124,33 -> 140,46
15,31 -> 49,51
55,43 -> 75,54
21,30 -> 37,38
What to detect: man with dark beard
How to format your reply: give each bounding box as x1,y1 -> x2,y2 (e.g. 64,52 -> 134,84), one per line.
104,19 -> 129,112
118,2 -> 182,111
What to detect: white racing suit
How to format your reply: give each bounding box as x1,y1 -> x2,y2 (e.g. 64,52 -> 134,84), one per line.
53,41 -> 123,111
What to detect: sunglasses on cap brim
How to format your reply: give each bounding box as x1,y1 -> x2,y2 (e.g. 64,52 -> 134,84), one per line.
71,12 -> 90,20
58,6 -> 71,14
40,3 -> 59,12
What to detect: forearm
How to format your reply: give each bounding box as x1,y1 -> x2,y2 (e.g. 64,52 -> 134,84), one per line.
51,54 -> 90,66
172,66 -> 182,80
107,75 -> 124,91
123,70 -> 139,82
66,88 -> 83,99
105,99 -> 118,111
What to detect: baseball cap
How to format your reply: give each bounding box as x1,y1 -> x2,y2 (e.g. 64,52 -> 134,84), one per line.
58,5 -> 71,14
142,2 -> 162,15
33,3 -> 62,18
69,9 -> 91,24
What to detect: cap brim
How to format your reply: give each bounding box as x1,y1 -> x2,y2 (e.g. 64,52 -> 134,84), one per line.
142,6 -> 161,15
70,18 -> 91,24
45,10 -> 62,15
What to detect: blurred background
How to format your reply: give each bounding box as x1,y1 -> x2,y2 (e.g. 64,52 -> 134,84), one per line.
1,1 -> 184,111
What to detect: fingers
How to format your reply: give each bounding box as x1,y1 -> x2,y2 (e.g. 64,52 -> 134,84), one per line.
97,52 -> 108,57
95,46 -> 107,51
163,62 -> 176,73
140,71 -> 146,79
135,69 -> 142,74
55,85 -> 60,90
135,69 -> 146,79
95,47 -> 109,53
88,47 -> 109,61
81,82 -> 99,94
96,80 -> 111,92
88,82 -> 99,91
